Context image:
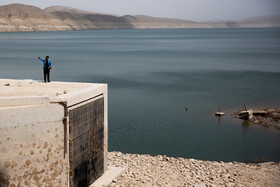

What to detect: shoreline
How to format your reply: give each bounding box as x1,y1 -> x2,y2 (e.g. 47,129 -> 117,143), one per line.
108,152 -> 280,187
1,4 -> 280,33
1,26 -> 280,33
235,108 -> 280,130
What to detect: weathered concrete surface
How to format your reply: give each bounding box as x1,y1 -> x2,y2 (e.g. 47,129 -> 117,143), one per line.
0,103 -> 68,186
0,79 -> 108,187
90,166 -> 125,187
0,96 -> 50,107
0,104 -> 64,127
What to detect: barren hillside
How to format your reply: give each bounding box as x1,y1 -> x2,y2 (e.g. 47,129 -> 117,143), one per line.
0,4 -> 279,32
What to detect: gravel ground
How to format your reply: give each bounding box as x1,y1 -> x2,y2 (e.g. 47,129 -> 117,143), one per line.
108,152 -> 280,187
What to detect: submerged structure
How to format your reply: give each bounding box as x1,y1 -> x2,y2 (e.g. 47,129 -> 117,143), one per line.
0,79 -> 114,186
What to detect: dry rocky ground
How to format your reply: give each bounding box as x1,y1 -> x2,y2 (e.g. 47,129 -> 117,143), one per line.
235,108 -> 280,130
108,152 -> 280,187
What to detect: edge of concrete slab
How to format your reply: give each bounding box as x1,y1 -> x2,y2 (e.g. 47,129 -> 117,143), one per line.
90,166 -> 125,187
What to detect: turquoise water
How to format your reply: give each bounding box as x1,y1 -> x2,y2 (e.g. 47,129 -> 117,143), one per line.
1,28 -> 280,162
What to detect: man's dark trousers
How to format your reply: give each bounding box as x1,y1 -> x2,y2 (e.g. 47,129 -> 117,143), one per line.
44,68 -> 50,82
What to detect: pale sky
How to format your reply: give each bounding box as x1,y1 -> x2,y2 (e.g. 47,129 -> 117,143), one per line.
0,0 -> 279,21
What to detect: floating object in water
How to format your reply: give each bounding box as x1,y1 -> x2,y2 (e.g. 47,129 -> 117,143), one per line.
215,112 -> 225,116
215,107 -> 225,116
185,107 -> 188,111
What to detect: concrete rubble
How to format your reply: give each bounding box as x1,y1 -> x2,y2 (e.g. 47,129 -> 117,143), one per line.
108,152 -> 280,187
236,108 -> 280,129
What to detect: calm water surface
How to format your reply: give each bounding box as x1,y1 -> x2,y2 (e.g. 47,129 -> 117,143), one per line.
1,28 -> 280,162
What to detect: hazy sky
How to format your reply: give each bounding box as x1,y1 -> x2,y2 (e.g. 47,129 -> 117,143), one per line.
0,0 -> 279,21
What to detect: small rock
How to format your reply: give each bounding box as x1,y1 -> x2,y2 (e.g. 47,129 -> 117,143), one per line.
193,183 -> 206,187
224,173 -> 231,179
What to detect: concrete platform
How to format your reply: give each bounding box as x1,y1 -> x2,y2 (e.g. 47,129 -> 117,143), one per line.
90,166 -> 125,187
0,79 -> 107,106
0,79 -> 109,186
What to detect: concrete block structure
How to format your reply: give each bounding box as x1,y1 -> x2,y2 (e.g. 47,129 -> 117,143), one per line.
0,79 -> 108,186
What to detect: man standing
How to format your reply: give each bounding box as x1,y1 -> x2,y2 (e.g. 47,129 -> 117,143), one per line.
38,56 -> 52,83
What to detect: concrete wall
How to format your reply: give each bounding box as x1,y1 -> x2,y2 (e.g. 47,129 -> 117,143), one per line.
0,102 -> 68,186
0,80 -> 108,187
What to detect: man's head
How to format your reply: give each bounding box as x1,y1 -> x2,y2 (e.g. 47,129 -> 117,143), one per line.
45,56 -> 49,60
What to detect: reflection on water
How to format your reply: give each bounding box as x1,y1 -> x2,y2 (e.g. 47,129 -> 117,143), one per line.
0,28 -> 280,161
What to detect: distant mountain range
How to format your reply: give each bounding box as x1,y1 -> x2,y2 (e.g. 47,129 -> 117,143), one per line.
0,4 -> 279,32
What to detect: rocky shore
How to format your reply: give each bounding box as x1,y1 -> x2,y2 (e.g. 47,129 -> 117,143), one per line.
235,108 -> 280,130
108,152 -> 280,187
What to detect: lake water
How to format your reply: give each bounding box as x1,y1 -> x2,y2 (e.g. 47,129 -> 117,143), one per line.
1,28 -> 280,162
